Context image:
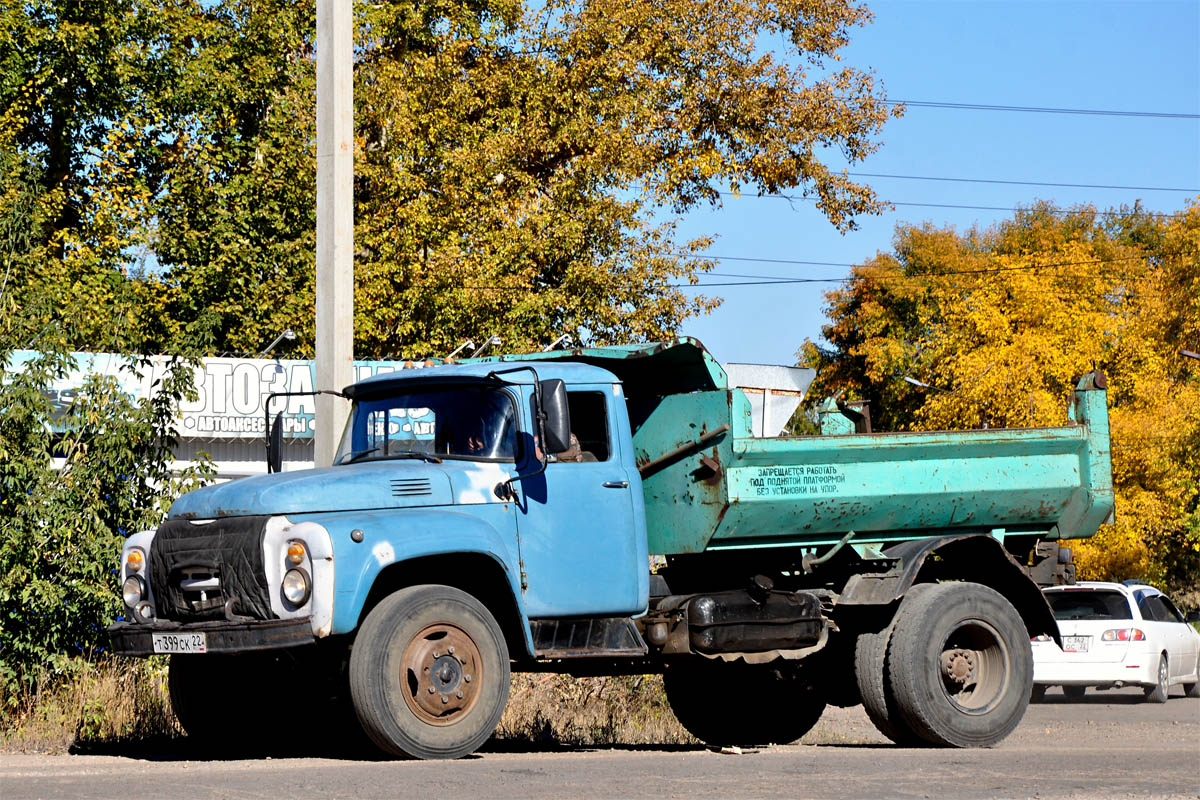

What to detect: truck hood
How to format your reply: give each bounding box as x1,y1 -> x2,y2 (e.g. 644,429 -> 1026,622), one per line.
167,460 -> 473,519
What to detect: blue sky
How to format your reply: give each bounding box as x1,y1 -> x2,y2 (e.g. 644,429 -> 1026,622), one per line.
673,0 -> 1200,367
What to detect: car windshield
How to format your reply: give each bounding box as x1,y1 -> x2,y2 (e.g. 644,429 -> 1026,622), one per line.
1046,590 -> 1133,621
335,384 -> 519,464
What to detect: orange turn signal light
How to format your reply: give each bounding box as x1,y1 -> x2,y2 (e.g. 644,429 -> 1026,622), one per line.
287,542 -> 306,565
126,549 -> 144,572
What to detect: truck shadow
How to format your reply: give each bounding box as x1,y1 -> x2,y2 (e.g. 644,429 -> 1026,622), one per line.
70,736 -> 708,762
69,736 -> 391,762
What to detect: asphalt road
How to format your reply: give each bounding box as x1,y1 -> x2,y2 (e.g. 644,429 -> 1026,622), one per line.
3,687 -> 1198,799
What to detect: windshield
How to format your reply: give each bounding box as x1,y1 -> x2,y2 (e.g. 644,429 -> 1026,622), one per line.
335,384 -> 519,464
1046,590 -> 1133,621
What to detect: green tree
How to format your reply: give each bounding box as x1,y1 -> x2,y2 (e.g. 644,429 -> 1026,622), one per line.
2,0 -> 899,358
350,0 -> 898,356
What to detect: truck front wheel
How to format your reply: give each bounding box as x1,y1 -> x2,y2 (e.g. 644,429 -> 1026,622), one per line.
349,584 -> 510,759
663,658 -> 826,746
886,582 -> 1032,748
169,653 -> 276,749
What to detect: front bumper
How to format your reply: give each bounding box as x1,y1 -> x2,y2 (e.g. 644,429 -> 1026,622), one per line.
108,617 -> 317,656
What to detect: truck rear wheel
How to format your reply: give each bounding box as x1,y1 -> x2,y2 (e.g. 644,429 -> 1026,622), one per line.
885,582 -> 1032,748
854,584 -> 934,746
663,658 -> 826,746
349,584 -> 509,760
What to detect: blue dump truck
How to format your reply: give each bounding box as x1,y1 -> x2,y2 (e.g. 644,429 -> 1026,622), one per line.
109,339 -> 1113,759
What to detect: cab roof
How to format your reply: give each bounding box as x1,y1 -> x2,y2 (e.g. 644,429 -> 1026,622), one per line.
345,337 -> 729,400
345,359 -> 620,399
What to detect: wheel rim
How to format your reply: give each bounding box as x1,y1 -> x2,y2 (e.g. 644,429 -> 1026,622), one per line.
937,619 -> 1010,715
1158,658 -> 1168,695
400,623 -> 483,727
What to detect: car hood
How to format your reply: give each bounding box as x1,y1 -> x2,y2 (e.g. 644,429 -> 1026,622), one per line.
166,460 -> 494,519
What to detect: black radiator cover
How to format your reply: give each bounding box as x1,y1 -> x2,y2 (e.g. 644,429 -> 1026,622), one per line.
686,589 -> 823,653
149,516 -> 276,622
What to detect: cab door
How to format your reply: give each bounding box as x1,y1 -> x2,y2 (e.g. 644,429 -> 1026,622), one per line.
514,384 -> 644,618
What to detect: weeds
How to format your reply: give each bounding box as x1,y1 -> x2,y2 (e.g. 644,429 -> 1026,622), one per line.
496,674 -> 694,747
0,657 -> 180,753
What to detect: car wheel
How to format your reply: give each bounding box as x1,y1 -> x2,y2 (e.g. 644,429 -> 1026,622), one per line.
1062,685 -> 1086,700
349,584 -> 510,759
1184,655 -> 1199,699
1143,654 -> 1169,704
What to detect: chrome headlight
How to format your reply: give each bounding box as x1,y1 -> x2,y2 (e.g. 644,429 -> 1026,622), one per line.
281,568 -> 311,606
122,575 -> 145,607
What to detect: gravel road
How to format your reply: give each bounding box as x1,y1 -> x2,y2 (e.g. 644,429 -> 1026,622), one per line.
2,687 -> 1197,799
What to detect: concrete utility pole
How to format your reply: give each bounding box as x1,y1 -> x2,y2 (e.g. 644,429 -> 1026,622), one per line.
314,0 -> 354,466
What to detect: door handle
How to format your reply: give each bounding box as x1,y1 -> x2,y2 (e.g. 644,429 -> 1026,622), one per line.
603,480 -> 629,489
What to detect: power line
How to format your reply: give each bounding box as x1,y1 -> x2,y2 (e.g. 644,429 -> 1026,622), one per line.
884,100 -> 1200,120
672,252 -> 1168,288
846,172 -> 1200,194
678,252 -> 1151,273
717,191 -> 1184,219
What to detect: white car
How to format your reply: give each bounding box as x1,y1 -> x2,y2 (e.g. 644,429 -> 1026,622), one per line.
1031,581 -> 1200,702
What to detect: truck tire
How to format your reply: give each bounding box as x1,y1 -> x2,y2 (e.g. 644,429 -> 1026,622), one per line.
169,653 -> 273,750
349,584 -> 510,760
854,584 -> 935,746
1143,655 -> 1169,703
886,582 -> 1032,748
1029,684 -> 1047,703
663,658 -> 826,746
1062,685 -> 1086,700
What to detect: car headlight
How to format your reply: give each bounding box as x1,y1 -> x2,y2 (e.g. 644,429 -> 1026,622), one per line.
282,568 -> 311,606
122,575 -> 145,607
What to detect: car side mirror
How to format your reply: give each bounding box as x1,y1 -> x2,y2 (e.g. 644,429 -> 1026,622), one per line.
539,378 -> 571,454
267,410 -> 283,473
1186,610 -> 1200,624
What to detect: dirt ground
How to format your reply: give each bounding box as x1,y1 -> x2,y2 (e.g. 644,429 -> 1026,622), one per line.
2,687 -> 1197,799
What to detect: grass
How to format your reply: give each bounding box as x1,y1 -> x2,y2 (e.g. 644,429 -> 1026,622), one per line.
0,658 -> 181,754
494,673 -> 695,748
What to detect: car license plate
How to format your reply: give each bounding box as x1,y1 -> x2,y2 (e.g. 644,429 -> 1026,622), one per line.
1063,635 -> 1090,653
151,633 -> 207,654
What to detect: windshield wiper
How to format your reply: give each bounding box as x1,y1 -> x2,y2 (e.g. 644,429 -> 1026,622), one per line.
381,450 -> 443,464
339,448 -> 442,465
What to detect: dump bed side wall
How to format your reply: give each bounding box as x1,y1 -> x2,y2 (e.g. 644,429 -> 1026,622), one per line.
635,384 -> 1113,556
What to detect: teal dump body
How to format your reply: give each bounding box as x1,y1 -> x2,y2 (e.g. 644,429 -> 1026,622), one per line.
474,339 -> 1114,557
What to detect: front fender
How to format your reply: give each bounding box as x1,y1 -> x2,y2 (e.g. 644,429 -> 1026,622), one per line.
297,507 -> 527,642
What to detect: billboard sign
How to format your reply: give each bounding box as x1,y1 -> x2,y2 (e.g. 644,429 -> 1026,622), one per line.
8,351 -> 415,440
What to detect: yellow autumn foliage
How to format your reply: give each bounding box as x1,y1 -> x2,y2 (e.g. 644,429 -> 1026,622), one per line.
805,201 -> 1200,592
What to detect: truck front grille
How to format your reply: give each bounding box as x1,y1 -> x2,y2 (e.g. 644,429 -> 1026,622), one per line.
149,516 -> 276,622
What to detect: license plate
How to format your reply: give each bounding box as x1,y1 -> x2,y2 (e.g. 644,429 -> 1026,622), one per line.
152,633 -> 207,654
1063,635 -> 1090,653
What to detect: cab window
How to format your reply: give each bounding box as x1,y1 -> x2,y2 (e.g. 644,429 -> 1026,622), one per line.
337,385 -> 519,464
552,391 -> 611,463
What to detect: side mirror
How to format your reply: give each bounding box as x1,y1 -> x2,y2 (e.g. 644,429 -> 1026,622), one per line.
1186,610 -> 1200,624
267,411 -> 283,473
539,378 -> 571,455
